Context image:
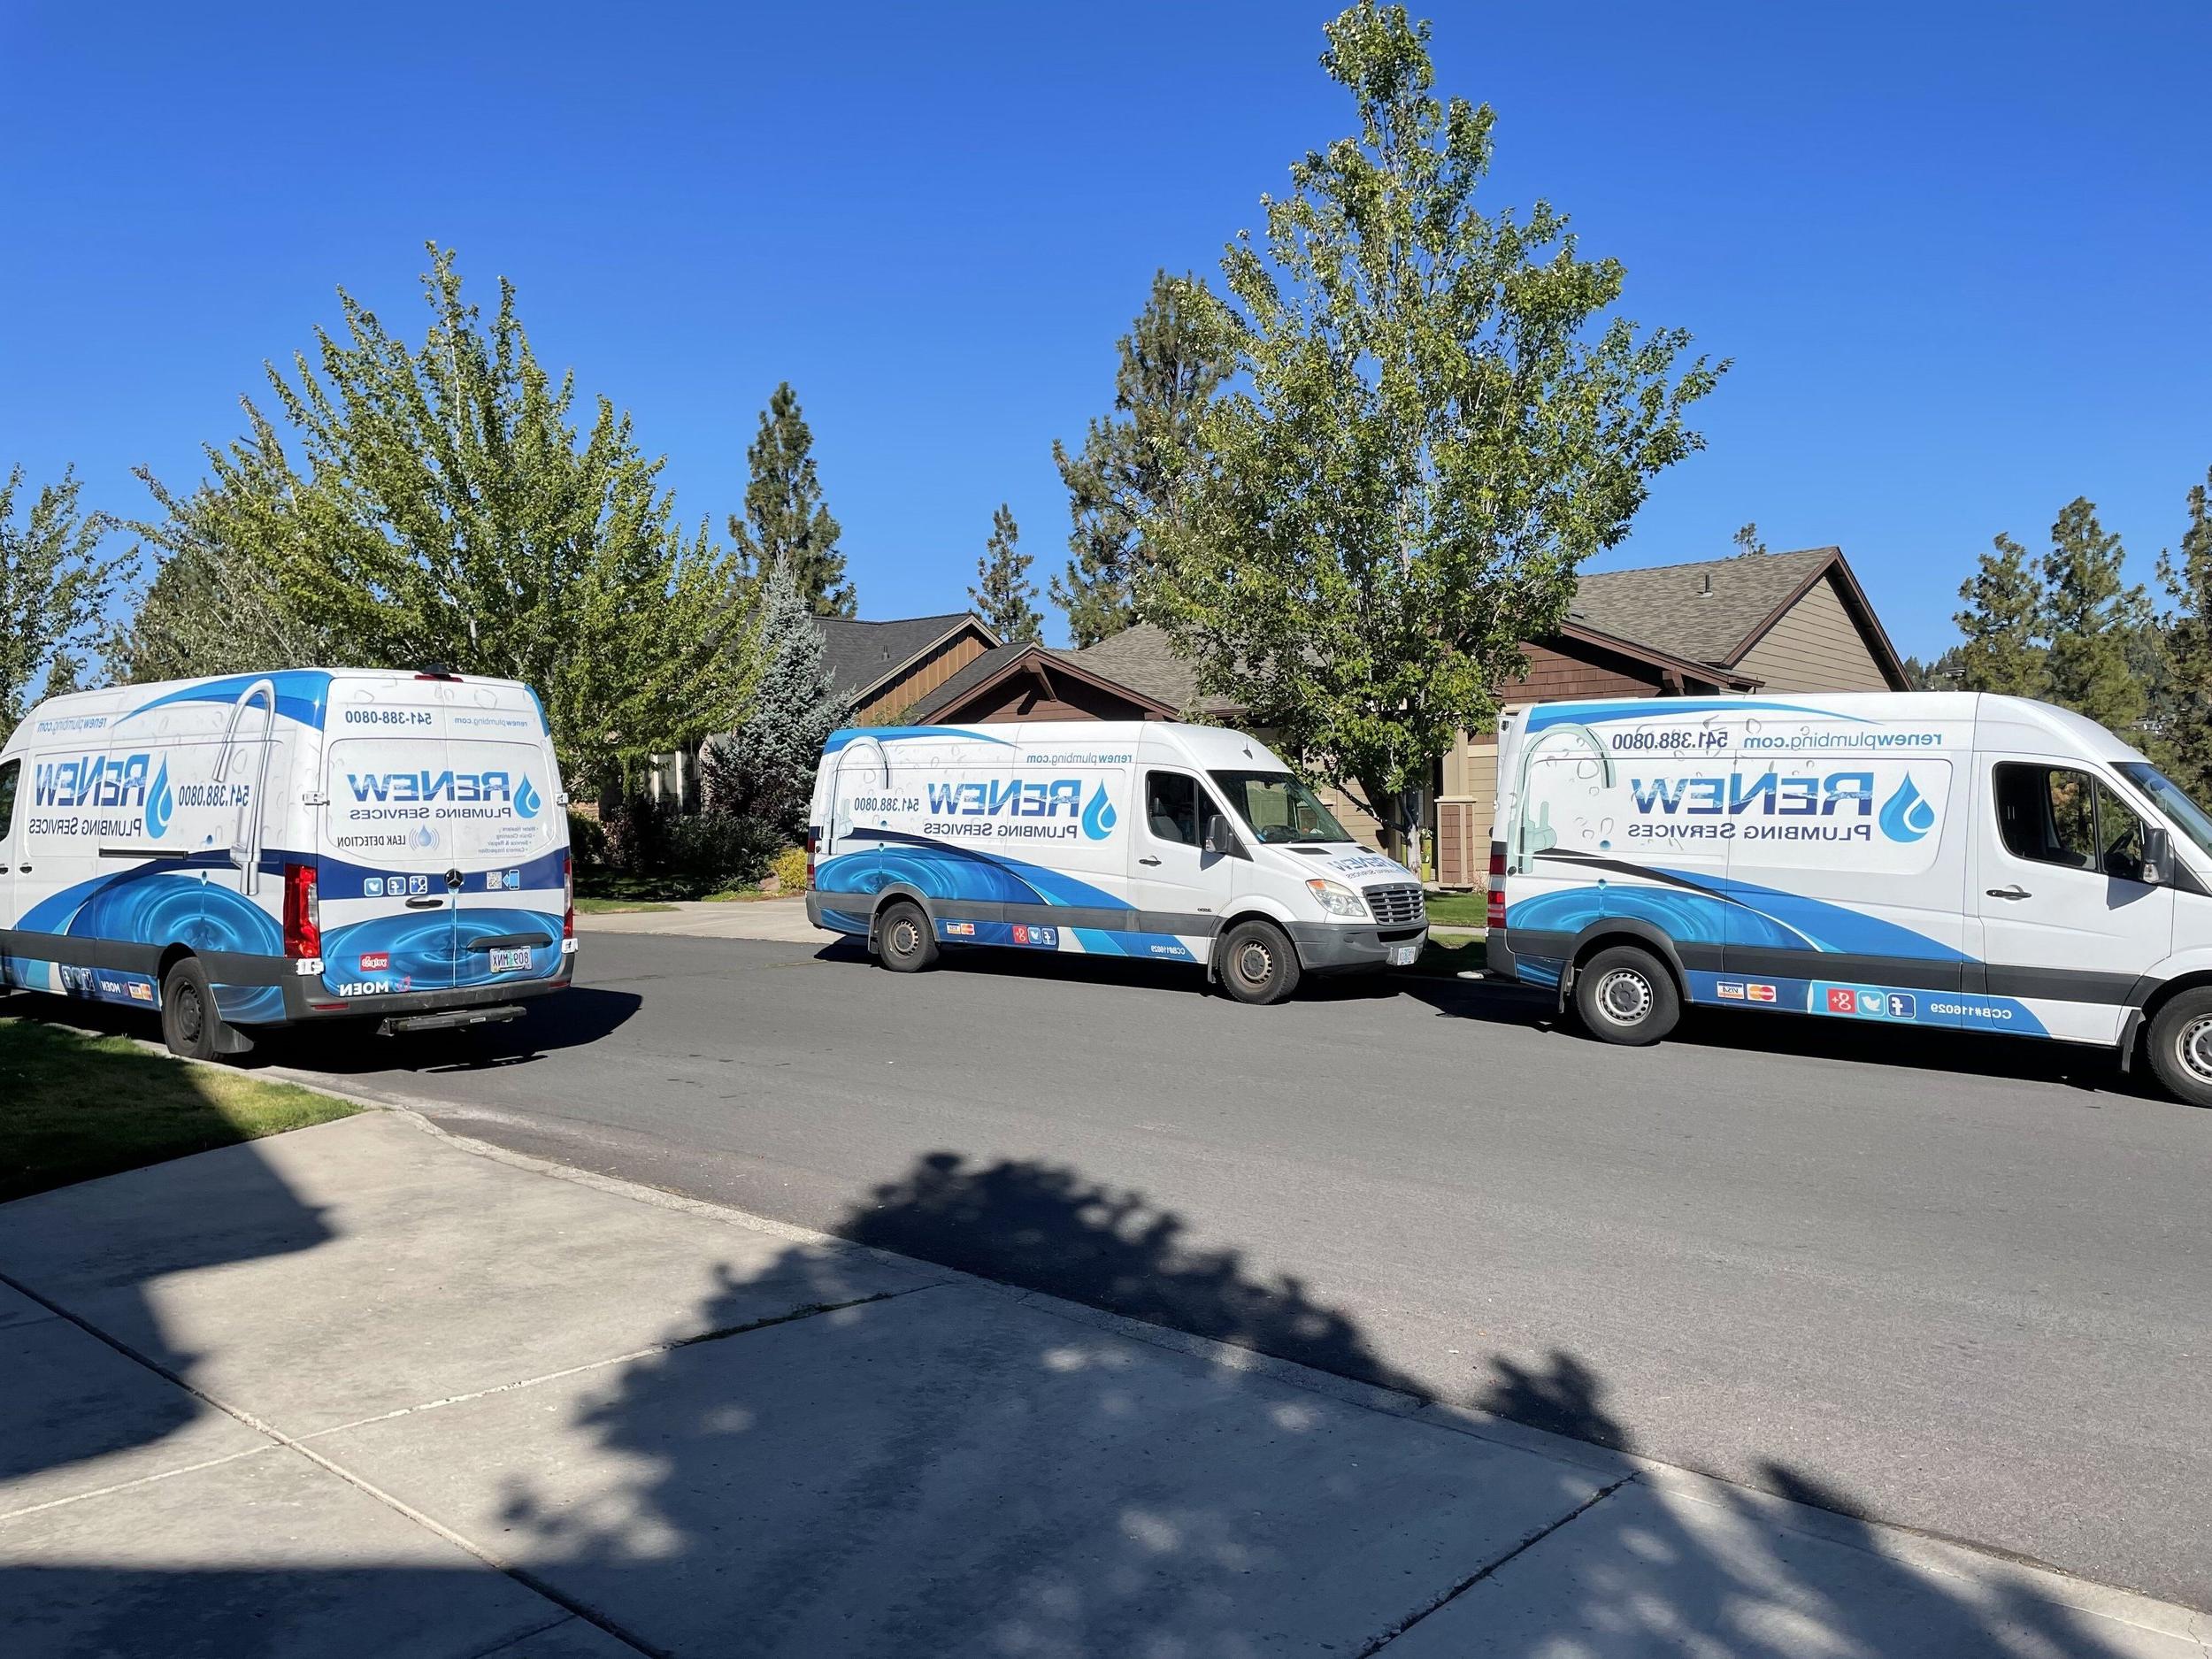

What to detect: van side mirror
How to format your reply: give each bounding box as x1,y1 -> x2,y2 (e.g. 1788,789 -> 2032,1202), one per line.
2141,825 -> 2170,886
1203,814 -> 1235,856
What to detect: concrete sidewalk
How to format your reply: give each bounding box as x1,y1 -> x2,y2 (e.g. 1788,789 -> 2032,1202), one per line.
579,895 -> 826,942
0,1113 -> 2199,1658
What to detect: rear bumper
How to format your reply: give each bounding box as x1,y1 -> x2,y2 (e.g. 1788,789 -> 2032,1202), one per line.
1286,922 -> 1428,974
280,964 -> 573,1024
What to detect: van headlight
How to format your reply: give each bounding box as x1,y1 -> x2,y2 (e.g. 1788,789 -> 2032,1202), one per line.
1305,879 -> 1370,919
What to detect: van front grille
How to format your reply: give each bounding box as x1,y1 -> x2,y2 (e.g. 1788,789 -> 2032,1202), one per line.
1363,883 -> 1425,926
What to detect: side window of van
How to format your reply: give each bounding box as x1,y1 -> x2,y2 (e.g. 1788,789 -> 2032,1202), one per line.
1993,764 -> 2149,879
0,758 -> 18,845
1145,772 -> 1199,846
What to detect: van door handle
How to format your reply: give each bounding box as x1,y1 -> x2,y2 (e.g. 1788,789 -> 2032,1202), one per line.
15,864 -> 27,873
1139,856 -> 1162,866
1985,885 -> 2031,901
405,896 -> 445,910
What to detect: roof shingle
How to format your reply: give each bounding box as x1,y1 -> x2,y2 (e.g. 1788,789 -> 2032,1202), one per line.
1570,547 -> 1839,667
815,613 -> 990,700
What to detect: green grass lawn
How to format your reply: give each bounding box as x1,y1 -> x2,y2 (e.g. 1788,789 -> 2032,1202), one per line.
0,1018 -> 361,1203
1423,891 -> 1488,928
573,895 -> 680,915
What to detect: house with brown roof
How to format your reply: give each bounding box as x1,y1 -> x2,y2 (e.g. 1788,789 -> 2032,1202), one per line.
1073,545 -> 1907,885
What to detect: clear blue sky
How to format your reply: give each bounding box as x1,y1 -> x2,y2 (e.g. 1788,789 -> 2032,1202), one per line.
4,1 -> 2208,659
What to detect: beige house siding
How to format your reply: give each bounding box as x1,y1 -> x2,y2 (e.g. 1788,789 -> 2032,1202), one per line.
1734,574 -> 1893,693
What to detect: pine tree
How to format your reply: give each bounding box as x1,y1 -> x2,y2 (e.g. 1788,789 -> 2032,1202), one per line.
730,382 -> 853,618
2040,496 -> 2147,732
2156,468 -> 2212,798
1952,533 -> 2046,696
1049,272 -> 1229,646
701,559 -> 849,839
970,504 -> 1041,644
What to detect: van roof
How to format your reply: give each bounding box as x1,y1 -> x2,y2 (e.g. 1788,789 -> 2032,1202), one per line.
6,669 -> 549,751
825,719 -> 1294,773
1501,690 -> 2150,767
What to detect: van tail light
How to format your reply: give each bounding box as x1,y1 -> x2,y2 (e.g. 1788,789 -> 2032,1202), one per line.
1486,846 -> 1507,930
562,855 -> 575,942
805,826 -> 818,888
283,862 -> 323,959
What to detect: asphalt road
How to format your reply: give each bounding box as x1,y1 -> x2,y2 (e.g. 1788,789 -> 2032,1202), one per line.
262,932 -> 2211,1609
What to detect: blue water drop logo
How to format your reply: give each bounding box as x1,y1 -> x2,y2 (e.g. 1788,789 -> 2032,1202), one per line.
1079,782 -> 1117,841
144,758 -> 173,839
1878,776 -> 1937,843
514,775 -> 542,820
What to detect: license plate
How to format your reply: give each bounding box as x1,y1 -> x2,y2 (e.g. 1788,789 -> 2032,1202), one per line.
1389,944 -> 1418,967
488,947 -> 533,973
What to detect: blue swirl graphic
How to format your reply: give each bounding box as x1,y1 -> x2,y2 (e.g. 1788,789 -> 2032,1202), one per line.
1879,776 -> 1936,842
145,758 -> 173,839
1080,783 -> 1117,841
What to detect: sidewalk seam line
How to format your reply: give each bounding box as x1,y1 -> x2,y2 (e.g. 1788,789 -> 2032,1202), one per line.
296,1280 -> 951,1443
0,1442 -> 277,1525
1355,1471 -> 1639,1657
0,1263 -> 664,1659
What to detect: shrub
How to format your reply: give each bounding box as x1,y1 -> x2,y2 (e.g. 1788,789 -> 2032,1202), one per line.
770,844 -> 808,894
664,811 -> 780,890
566,809 -> 608,868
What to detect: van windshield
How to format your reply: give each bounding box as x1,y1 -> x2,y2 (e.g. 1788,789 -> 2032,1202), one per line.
1210,770 -> 1354,844
2117,762 -> 2212,859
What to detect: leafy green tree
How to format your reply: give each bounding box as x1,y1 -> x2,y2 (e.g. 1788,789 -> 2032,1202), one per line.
111,412 -> 341,682
730,382 -> 853,618
1951,533 -> 2046,697
1050,272 -> 1229,646
119,245 -> 750,796
1732,522 -> 1768,557
1146,3 -> 1721,848
970,503 -> 1041,643
2039,496 -> 2147,732
2155,468 -> 2212,796
1,465 -> 125,727
702,558 -> 849,838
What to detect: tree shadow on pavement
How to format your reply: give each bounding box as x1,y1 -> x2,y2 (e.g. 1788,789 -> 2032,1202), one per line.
483,1152 -> 2165,1656
2,1142 -> 2173,1656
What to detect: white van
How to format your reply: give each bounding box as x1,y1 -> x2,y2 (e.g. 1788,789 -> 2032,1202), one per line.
0,669 -> 575,1058
1486,692 -> 2212,1106
803,721 -> 1427,1003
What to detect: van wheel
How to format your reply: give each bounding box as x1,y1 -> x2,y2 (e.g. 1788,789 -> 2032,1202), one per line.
1218,920 -> 1301,1006
1573,945 -> 1678,1046
160,957 -> 227,1062
876,901 -> 939,973
2146,989 -> 2212,1109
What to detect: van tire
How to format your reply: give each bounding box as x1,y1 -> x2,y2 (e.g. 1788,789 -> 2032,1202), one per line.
2145,989 -> 2212,1109
1218,919 -> 1301,1006
159,956 -> 227,1062
876,901 -> 938,973
1573,945 -> 1678,1047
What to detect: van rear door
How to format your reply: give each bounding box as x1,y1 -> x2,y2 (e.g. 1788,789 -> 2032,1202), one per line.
320,683 -> 561,995
322,724 -> 466,991
444,733 -> 562,987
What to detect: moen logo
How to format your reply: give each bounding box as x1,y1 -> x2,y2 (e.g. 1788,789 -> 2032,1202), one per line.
347,770 -> 518,804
